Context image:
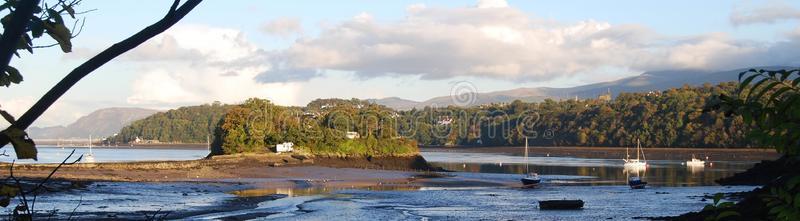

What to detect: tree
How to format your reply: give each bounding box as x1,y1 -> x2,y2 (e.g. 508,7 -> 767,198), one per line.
717,69 -> 800,155
709,68 -> 800,220
0,0 -> 203,160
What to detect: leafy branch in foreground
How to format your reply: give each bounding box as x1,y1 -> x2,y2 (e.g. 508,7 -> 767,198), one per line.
709,68 -> 800,220
761,176 -> 800,221
0,0 -> 203,160
716,69 -> 800,156
0,0 -> 86,87
701,193 -> 740,221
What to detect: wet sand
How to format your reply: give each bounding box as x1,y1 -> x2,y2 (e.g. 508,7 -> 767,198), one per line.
3,147 -> 774,220
0,153 -> 444,188
2,152 -> 510,220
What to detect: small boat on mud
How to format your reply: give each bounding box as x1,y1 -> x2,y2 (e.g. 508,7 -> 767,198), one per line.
539,199 -> 584,210
628,176 -> 647,189
521,137 -> 542,186
522,173 -> 541,186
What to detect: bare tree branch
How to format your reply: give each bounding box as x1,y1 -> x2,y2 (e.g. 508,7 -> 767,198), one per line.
0,0 -> 203,151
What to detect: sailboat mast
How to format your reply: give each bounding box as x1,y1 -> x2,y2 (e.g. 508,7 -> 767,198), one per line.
636,139 -> 641,161
89,135 -> 93,154
525,137 -> 529,175
626,145 -> 629,160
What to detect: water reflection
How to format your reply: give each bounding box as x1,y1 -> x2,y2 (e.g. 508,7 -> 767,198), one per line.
2,146 -> 209,164
231,186 -> 421,197
686,164 -> 705,174
422,152 -> 756,186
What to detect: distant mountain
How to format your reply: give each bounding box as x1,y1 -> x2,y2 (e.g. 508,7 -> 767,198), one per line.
371,66 -> 790,110
365,97 -> 420,110
28,107 -> 159,139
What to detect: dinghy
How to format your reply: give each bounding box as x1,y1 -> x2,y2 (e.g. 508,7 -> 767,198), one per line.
539,200 -> 584,210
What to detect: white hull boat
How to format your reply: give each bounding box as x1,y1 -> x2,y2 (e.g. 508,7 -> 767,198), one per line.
623,139 -> 647,170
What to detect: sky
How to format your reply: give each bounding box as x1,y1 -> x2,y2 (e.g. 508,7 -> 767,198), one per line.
2,0 -> 800,127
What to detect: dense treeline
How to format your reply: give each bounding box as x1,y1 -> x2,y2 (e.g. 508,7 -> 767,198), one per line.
400,82 -> 751,148
112,102 -> 232,143
211,98 -> 418,156
118,82 -> 754,149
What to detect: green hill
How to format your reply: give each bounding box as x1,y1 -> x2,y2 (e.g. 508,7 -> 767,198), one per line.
112,102 -> 233,144
211,98 -> 418,156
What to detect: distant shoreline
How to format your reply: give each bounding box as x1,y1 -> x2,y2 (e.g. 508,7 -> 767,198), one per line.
421,145 -> 779,161
38,143 -> 209,150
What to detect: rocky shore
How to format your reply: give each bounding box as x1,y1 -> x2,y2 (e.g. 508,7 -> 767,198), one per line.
667,155 -> 800,220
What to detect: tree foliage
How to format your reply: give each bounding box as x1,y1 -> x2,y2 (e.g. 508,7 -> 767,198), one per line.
113,102 -> 231,144
717,69 -> 800,155
402,82 -> 752,148
133,82 -> 760,150
0,0 -> 201,162
211,98 -> 418,157
713,68 -> 800,220
0,0 -> 83,87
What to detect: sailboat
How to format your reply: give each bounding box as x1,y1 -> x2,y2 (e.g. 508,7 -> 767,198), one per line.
685,155 -> 706,167
623,139 -> 647,170
521,137 -> 542,186
84,135 -> 96,163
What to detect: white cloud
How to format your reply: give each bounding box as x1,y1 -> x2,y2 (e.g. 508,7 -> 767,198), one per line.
0,97 -> 86,127
261,17 -> 303,37
730,3 -> 800,26
124,25 -> 300,106
258,0 -> 800,83
477,0 -> 509,9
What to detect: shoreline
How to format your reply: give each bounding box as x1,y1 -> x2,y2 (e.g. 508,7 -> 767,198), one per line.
0,153 -> 436,182
41,143 -> 781,152
38,143 -> 210,150
3,149 -> 765,219
422,146 -> 780,161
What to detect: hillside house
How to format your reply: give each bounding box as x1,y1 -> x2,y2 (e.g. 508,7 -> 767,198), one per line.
276,142 -> 294,153
346,131 -> 360,139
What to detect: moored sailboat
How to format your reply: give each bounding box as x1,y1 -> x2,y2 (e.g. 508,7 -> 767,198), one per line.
84,135 -> 96,163
520,137 -> 541,186
685,155 -> 706,167
623,139 -> 647,170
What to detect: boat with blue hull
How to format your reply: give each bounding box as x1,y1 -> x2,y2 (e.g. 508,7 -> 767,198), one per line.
520,137 -> 542,186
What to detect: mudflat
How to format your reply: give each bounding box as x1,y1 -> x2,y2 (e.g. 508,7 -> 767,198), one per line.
0,153 -> 474,190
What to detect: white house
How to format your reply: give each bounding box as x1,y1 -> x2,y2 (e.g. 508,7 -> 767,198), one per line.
346,131 -> 360,139
437,117 -> 453,125
276,142 -> 294,153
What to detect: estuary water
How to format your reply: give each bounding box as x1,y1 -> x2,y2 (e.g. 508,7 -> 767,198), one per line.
8,147 -> 766,220
200,150 -> 757,220
0,145 -> 210,163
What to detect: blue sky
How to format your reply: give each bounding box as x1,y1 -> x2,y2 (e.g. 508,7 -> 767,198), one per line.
3,0 -> 800,127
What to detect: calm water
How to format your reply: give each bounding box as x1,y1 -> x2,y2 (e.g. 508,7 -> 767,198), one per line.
421,151 -> 757,186
0,145 -> 209,163
13,148 -> 763,220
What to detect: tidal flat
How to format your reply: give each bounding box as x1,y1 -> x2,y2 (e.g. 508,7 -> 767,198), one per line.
0,146 -> 777,220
